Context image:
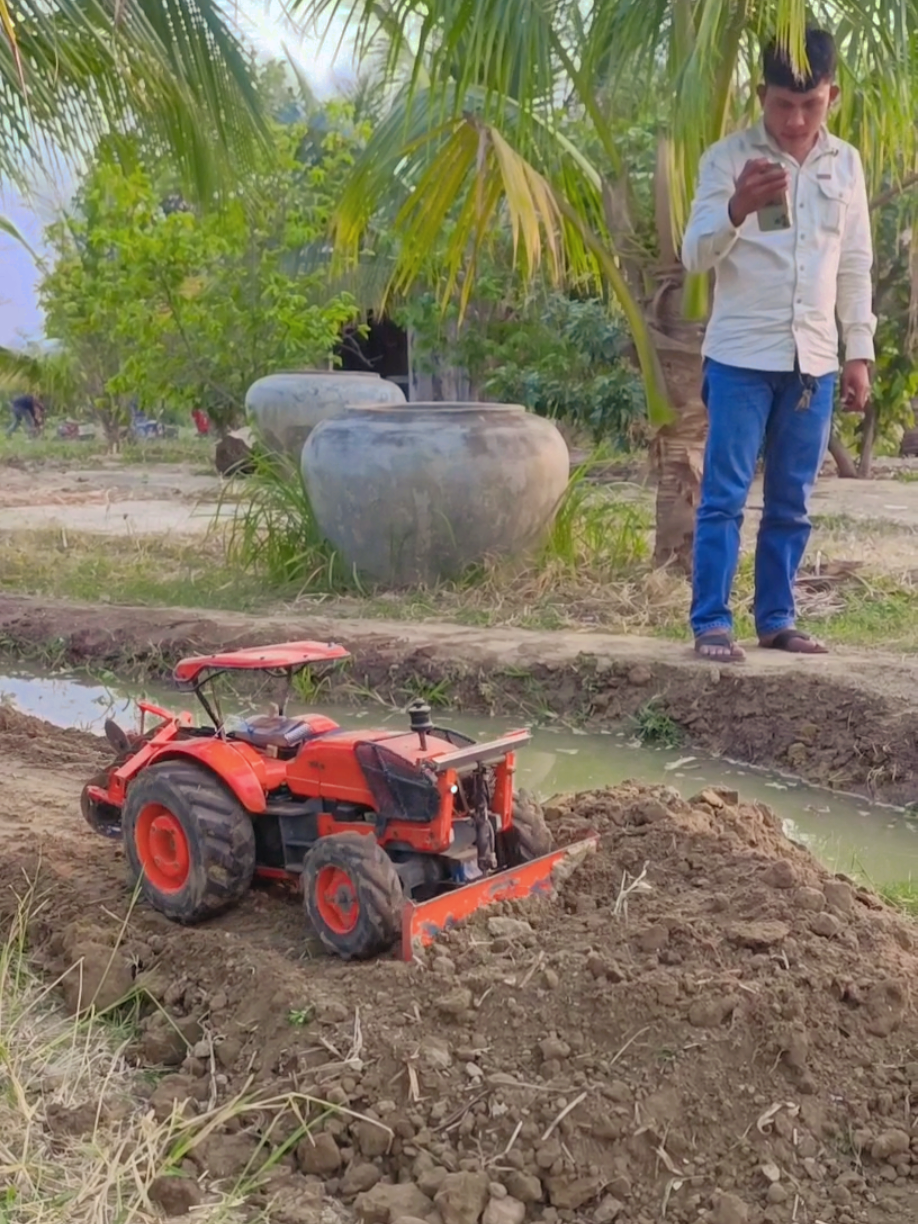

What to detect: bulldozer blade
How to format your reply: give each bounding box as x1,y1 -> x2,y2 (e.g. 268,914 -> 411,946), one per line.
399,834 -> 599,961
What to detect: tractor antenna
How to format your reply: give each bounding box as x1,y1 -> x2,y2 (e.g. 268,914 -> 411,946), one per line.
407,699 -> 433,750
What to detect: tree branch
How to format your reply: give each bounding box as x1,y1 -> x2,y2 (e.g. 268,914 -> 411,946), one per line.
870,173 -> 918,213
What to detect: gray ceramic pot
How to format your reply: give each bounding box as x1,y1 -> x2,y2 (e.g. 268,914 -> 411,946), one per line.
301,402 -> 570,586
245,370 -> 406,461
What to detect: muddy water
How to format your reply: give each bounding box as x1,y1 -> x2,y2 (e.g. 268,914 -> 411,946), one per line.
3,667 -> 917,886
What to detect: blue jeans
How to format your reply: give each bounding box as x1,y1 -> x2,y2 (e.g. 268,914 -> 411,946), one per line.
690,358 -> 836,640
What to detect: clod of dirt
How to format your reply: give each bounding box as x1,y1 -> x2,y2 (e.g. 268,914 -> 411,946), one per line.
593,1196 -> 624,1224
43,1100 -> 105,1138
482,1195 -> 525,1224
341,1162 -> 382,1197
148,1075 -> 200,1121
140,1013 -> 203,1066
354,1183 -> 432,1223
147,1174 -> 204,1216
434,1172 -> 489,1224
191,1133 -> 268,1181
298,1131 -> 343,1177
502,1173 -> 541,1206
709,1192 -> 749,1224
59,940 -> 134,1015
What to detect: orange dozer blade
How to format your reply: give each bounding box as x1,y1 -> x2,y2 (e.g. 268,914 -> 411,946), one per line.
399,834 -> 599,961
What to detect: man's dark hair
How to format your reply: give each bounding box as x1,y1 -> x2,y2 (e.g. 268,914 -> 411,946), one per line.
763,28 -> 837,92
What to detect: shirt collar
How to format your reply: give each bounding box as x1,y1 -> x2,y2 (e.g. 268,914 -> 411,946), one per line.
749,117 -> 832,158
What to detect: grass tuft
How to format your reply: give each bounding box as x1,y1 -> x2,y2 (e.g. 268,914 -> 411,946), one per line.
219,449 -> 348,592
0,877 -> 388,1224
631,699 -> 684,748
877,879 -> 918,917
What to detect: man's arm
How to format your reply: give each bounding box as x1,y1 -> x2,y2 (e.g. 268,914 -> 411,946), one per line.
681,146 -> 741,274
837,150 -> 877,364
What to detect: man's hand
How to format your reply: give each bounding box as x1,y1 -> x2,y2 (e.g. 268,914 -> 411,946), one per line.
840,360 -> 871,413
728,158 -> 790,227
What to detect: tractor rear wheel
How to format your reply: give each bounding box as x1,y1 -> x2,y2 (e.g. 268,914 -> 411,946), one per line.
303,833 -> 405,960
500,789 -> 553,865
122,761 -> 256,923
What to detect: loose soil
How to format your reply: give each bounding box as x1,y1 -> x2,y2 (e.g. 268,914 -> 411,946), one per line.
4,707 -> 918,1224
2,593 -> 918,805
0,459 -> 227,536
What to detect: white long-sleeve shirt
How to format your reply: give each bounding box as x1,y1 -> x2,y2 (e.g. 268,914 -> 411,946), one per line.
681,119 -> 876,376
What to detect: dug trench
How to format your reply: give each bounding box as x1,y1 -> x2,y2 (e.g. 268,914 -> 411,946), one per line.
4,705 -> 918,1224
1,593 -> 918,804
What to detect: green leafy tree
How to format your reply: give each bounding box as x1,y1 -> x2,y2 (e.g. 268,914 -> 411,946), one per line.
40,107 -> 362,441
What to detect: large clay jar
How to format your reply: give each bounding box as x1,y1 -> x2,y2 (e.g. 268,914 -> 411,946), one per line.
301,402 -> 570,585
245,370 -> 406,461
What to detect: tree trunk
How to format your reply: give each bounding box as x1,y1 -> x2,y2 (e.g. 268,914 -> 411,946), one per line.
645,276 -> 708,573
857,405 -> 878,478
829,434 -> 858,478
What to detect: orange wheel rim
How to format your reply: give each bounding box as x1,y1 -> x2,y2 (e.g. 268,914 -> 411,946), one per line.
315,865 -> 359,934
134,803 -> 190,893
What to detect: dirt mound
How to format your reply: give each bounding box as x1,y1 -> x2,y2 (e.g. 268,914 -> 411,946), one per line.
3,741 -> 918,1221
0,705 -> 111,773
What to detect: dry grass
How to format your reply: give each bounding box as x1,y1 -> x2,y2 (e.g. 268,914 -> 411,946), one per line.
0,880 -> 359,1224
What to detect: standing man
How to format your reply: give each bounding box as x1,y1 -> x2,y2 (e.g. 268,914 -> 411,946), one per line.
681,28 -> 875,662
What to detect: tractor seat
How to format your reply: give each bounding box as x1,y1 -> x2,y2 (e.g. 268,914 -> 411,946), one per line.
229,715 -> 316,750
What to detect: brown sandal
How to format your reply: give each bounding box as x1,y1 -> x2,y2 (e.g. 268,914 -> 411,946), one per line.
759,629 -> 827,655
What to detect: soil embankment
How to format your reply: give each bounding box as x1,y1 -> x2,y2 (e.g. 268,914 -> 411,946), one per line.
2,707 -> 918,1223
1,593 -> 917,803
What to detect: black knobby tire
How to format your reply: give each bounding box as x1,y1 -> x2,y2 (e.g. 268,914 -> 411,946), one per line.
303,832 -> 405,960
81,769 -> 123,838
122,760 -> 256,923
501,788 -> 553,865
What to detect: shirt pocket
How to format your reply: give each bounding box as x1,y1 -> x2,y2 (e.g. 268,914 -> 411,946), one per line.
815,178 -> 851,235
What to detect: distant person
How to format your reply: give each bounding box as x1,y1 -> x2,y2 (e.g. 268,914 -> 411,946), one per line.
191,408 -> 211,436
681,27 -> 875,662
6,393 -> 43,437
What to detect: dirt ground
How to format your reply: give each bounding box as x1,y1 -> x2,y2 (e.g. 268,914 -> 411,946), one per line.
2,593 -> 918,806
5,453 -> 918,556
0,458 -> 231,536
4,705 -> 918,1224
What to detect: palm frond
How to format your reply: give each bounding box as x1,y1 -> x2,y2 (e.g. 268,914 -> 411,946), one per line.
0,0 -> 270,201
0,213 -> 40,261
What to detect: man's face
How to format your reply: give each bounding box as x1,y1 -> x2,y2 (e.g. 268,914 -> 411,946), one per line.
757,80 -> 839,155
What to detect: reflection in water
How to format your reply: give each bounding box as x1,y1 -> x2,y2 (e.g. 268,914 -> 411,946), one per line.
1,668 -> 915,885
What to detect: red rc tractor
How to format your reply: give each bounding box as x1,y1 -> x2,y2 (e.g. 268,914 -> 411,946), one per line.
81,642 -> 597,960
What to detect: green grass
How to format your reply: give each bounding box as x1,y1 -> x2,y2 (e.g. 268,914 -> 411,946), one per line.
877,880 -> 918,916
651,552 -> 918,653
631,699 -> 684,748
0,528 -> 272,613
0,430 -> 209,469
220,448 -> 348,592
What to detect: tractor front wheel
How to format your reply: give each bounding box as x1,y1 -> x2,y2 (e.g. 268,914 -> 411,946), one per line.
122,761 -> 256,923
500,789 -> 553,865
303,833 -> 405,960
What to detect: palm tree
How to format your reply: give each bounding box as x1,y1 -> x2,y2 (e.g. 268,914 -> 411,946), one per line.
0,0 -> 268,201
292,0 -> 918,567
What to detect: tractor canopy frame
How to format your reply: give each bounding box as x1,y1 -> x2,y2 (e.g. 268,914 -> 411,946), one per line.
171,641 -> 352,728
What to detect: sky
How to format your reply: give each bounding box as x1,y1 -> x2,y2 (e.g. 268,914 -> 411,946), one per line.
0,4 -> 355,349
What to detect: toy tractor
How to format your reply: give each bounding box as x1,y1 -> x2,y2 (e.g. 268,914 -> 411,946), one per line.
81,642 -> 597,960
